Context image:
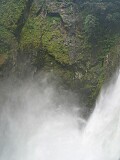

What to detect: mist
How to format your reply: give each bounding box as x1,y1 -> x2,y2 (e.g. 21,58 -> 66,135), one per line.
0,73 -> 120,160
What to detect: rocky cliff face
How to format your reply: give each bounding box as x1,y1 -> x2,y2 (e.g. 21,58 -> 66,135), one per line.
0,0 -> 120,106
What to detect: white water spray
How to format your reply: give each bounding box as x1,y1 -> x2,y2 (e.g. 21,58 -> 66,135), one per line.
0,73 -> 120,160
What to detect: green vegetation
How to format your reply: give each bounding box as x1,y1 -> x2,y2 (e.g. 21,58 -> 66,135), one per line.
0,0 -> 120,106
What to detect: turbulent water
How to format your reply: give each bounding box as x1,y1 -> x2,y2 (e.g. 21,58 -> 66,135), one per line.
0,73 -> 120,160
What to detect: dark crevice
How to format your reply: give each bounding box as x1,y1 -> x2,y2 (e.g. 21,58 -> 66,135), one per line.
47,12 -> 65,27
14,0 -> 34,41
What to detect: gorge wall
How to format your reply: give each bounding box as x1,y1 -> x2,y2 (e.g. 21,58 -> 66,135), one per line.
0,0 -> 120,106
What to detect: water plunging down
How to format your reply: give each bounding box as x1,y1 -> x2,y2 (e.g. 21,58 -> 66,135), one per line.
0,73 -> 120,160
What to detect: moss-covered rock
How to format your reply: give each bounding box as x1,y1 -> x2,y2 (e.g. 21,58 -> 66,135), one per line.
0,54 -> 8,66
1,0 -> 120,107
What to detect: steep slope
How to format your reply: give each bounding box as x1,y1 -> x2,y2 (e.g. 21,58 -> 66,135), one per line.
0,0 -> 120,106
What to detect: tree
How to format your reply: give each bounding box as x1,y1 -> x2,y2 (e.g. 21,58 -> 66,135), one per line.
84,14 -> 99,42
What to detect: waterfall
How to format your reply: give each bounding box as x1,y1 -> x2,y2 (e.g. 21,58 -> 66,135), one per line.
0,73 -> 120,160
